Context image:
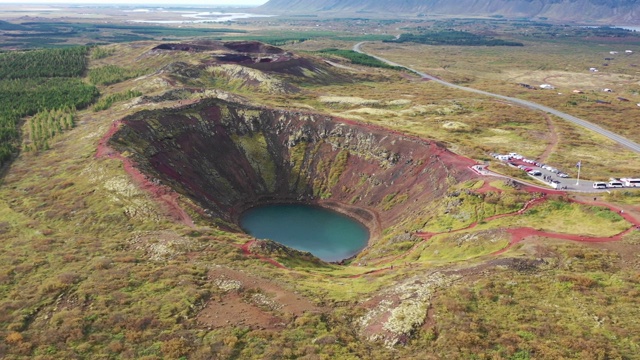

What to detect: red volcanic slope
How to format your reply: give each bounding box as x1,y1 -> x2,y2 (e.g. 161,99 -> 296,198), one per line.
97,120 -> 194,227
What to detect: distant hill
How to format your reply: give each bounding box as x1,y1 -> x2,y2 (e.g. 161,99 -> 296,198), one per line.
259,0 -> 640,24
0,20 -> 26,30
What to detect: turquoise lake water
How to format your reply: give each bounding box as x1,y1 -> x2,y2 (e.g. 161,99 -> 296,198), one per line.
240,204 -> 369,262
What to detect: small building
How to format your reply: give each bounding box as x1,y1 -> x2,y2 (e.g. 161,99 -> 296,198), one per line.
626,50 -> 633,54
572,89 -> 584,94
610,51 -> 619,55
603,88 -> 613,92
589,67 -> 598,72
540,84 -> 555,89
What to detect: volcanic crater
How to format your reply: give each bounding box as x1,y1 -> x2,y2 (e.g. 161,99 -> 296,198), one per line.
151,40 -> 347,89
108,98 -> 477,258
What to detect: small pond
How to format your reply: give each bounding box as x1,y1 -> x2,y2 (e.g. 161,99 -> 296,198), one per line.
240,204 -> 369,262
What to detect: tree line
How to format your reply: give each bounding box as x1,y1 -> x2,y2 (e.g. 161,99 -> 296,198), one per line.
93,89 -> 142,112
90,46 -> 116,60
0,47 -> 98,166
317,49 -> 401,69
26,107 -> 76,152
88,65 -> 143,86
386,31 -> 524,47
0,47 -> 89,79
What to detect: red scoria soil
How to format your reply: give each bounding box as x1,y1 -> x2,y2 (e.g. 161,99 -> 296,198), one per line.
493,195 -> 640,255
96,120 -> 194,227
239,240 -> 286,269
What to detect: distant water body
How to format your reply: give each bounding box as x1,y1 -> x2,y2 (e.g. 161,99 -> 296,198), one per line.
129,9 -> 273,24
240,204 -> 369,262
583,25 -> 639,32
617,26 -> 640,32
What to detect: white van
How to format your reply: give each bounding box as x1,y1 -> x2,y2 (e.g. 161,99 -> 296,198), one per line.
593,182 -> 607,189
608,181 -> 624,188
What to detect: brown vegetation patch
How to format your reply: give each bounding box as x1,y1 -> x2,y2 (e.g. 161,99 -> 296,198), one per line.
474,181 -> 503,194
197,266 -> 323,330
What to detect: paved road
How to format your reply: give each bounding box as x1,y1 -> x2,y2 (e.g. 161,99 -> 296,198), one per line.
353,42 -> 640,154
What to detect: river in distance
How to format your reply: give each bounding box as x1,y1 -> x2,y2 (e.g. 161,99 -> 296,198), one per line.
240,204 -> 369,262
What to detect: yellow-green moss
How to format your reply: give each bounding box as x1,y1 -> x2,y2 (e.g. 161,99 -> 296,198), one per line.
233,133 -> 277,192
289,142 -> 307,175
380,192 -> 409,211
328,149 -> 349,188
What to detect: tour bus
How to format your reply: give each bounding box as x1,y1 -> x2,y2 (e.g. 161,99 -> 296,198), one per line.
621,178 -> 640,187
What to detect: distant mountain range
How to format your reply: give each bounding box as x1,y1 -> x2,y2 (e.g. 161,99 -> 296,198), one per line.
259,0 -> 640,24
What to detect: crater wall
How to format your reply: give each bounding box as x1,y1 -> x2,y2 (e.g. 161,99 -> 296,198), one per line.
109,99 -> 477,234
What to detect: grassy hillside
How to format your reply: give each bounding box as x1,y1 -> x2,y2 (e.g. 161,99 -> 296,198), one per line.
1,35 -> 640,359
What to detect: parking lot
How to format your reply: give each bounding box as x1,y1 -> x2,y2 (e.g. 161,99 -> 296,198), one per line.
490,152 -> 639,192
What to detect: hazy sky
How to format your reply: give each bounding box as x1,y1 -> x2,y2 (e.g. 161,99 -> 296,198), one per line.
0,0 -> 269,5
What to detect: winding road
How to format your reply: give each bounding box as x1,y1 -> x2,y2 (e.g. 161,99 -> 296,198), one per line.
353,42 -> 640,154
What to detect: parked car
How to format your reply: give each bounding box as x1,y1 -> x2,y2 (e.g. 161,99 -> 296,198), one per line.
528,170 -> 542,176
593,182 -> 607,189
558,172 -> 569,178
